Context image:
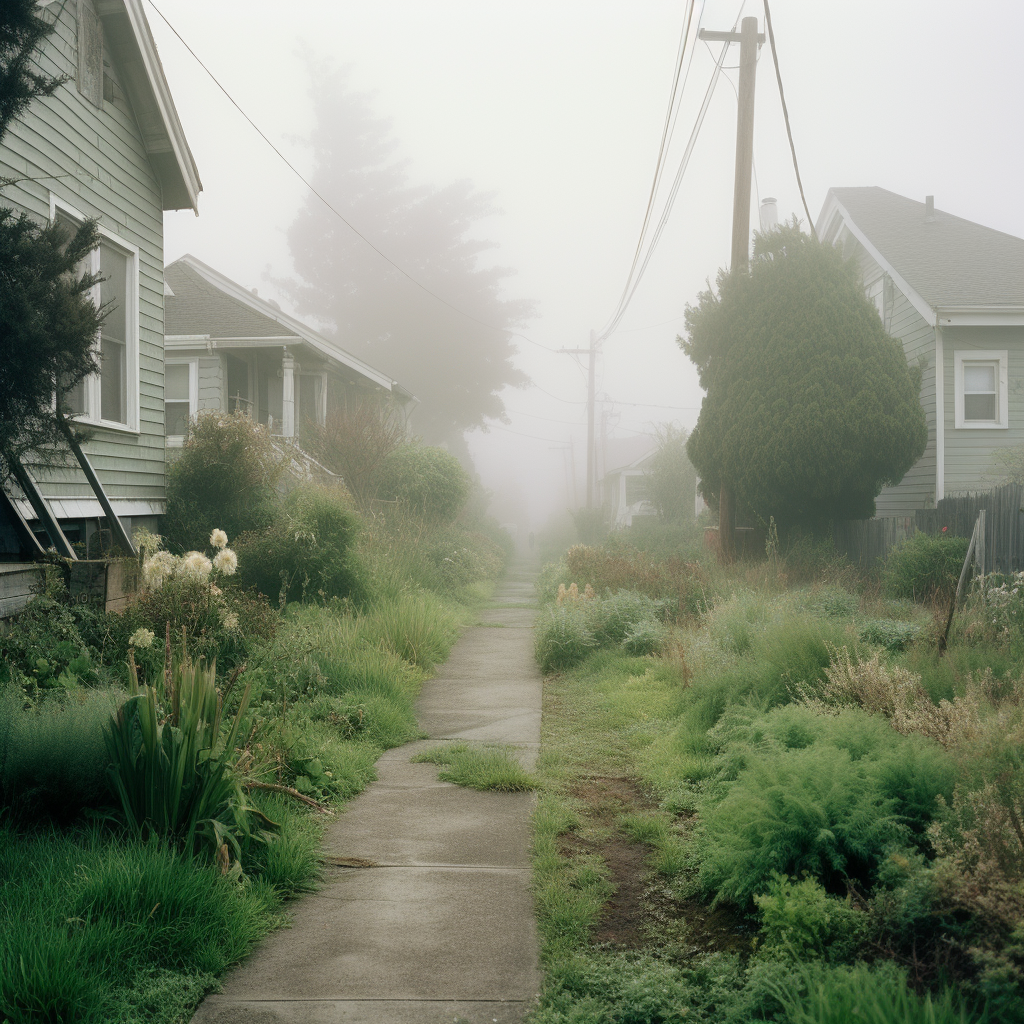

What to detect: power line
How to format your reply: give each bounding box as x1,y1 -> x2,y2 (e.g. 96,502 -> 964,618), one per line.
598,1 -> 744,342
601,0 -> 704,339
529,381 -> 586,405
762,0 -> 817,240
614,313 -> 687,333
609,0 -> 699,325
144,0 -> 562,354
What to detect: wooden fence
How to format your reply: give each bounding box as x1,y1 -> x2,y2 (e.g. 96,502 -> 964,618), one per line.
834,482 -> 1024,572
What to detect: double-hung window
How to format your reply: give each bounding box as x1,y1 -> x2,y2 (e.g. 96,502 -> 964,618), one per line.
165,359 -> 198,445
954,350 -> 1008,429
52,200 -> 139,431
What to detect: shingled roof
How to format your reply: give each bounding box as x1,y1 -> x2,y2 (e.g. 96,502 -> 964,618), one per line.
818,187 -> 1024,314
163,255 -> 406,394
165,259 -> 296,340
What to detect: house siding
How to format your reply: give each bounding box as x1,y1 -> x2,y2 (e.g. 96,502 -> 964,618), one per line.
199,356 -> 224,412
0,1 -> 167,511
943,326 -> 1024,494
854,252 -> 938,517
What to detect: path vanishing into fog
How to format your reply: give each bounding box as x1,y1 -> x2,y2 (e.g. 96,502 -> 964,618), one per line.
193,559 -> 542,1024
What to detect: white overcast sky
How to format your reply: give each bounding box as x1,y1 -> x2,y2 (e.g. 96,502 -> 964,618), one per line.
152,0 -> 1024,529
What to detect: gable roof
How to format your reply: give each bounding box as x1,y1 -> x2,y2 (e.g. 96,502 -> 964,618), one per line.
92,0 -> 201,211
816,187 -> 1024,326
602,435 -> 658,476
164,254 -> 410,397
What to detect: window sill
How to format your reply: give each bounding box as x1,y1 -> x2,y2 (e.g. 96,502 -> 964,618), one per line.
955,421 -> 1008,430
71,417 -> 140,437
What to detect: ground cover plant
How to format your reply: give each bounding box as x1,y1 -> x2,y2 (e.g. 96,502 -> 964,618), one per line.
412,742 -> 537,792
0,419 -> 510,1023
528,539 -> 1018,1023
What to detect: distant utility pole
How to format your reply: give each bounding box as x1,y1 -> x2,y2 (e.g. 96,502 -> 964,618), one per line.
559,330 -> 598,508
697,15 -> 764,561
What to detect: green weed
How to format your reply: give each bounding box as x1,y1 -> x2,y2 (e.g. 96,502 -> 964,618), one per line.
412,742 -> 537,792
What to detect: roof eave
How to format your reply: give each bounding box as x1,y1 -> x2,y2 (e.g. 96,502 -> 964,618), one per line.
935,306 -> 1024,327
172,255 -> 401,390
99,0 -> 202,212
817,190 -> 937,326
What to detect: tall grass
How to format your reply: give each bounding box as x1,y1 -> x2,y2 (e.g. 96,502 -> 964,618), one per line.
0,823 -> 279,1024
0,688 -> 122,820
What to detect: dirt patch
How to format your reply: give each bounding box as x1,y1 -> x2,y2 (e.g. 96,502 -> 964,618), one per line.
592,837 -> 651,946
564,775 -> 751,955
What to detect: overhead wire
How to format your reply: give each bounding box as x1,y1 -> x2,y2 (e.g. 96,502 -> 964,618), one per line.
762,0 -> 817,239
143,0 -> 563,355
605,0 -> 699,328
598,1 -> 744,343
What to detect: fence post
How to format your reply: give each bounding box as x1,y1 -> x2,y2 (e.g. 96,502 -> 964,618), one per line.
939,511 -> 982,654
977,508 -> 986,577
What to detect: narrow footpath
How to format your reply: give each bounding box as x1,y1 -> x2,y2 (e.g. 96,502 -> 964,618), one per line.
194,560 -> 542,1024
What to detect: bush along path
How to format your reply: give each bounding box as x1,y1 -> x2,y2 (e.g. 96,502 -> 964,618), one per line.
192,559 -> 543,1024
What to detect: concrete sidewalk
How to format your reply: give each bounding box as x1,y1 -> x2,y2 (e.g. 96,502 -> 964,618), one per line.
193,563 -> 542,1024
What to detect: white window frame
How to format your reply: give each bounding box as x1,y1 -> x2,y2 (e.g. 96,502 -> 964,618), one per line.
164,357 -> 198,447
954,349 -> 1008,429
49,196 -> 140,433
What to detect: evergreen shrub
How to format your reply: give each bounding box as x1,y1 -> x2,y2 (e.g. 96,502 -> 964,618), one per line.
235,484 -> 368,605
164,412 -> 282,551
376,443 -> 470,524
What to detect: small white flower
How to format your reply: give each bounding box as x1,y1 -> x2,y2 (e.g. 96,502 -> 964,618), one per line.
209,528 -> 229,550
143,551 -> 178,589
213,548 -> 238,575
129,627 -> 155,649
221,611 -> 239,631
177,551 -> 213,582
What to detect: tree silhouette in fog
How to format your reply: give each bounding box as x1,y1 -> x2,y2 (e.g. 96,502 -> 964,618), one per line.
282,67 -> 532,446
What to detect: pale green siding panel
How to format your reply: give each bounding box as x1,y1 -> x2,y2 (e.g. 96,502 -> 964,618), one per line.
1,1 -> 172,509
854,260 -> 938,517
943,327 -> 1024,494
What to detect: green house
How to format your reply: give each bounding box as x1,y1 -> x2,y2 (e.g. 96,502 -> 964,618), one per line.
0,0 -> 200,555
816,187 -> 1024,516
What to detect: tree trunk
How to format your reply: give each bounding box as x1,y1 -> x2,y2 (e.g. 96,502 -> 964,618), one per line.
719,481 -> 736,563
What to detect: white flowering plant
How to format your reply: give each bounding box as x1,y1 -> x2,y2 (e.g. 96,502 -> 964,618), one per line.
130,529 -> 276,668
970,571 -> 1024,640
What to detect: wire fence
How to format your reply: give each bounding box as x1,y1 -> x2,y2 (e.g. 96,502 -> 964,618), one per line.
834,482 -> 1024,573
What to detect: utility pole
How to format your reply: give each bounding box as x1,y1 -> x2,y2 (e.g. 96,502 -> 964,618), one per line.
698,15 -> 764,561
559,330 -> 599,508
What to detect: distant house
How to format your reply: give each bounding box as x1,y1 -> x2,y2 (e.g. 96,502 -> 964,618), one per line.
816,187 -> 1024,516
599,436 -> 659,528
0,0 -> 200,555
163,255 -> 416,451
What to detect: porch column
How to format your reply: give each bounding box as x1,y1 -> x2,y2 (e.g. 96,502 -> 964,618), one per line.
281,349 -> 295,438
319,371 -> 328,426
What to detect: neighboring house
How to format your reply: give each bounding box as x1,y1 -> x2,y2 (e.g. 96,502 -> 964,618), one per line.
163,255 -> 416,451
816,187 -> 1024,516
600,435 -> 659,529
0,0 -> 200,554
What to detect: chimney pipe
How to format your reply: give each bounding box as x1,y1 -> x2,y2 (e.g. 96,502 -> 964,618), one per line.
759,197 -> 779,232
925,195 -> 935,222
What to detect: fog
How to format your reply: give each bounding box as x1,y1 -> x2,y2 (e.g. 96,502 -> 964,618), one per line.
156,0 -> 1024,534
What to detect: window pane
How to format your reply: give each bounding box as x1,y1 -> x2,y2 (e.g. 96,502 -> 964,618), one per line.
963,364 -> 995,393
964,393 -> 996,421
99,243 -> 128,423
166,363 -> 190,401
166,400 -> 190,437
63,378 -> 87,415
100,243 -> 127,343
100,337 -> 125,422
